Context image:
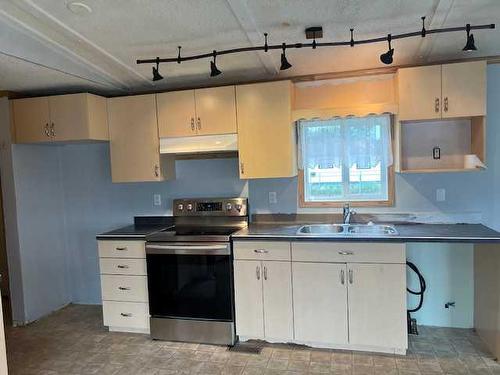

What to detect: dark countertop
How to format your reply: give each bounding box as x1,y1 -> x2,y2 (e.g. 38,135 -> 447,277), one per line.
232,223 -> 500,243
96,216 -> 174,240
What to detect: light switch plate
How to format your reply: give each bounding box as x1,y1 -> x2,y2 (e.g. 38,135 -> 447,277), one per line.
269,192 -> 277,204
436,188 -> 446,202
153,194 -> 162,206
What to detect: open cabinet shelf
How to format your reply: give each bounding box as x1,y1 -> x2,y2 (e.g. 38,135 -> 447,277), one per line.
398,116 -> 486,173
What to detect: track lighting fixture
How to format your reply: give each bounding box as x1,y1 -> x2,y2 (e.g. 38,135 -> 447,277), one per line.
210,50 -> 222,77
152,57 -> 163,81
280,43 -> 292,70
380,34 -> 394,65
463,24 -> 477,51
137,20 -> 495,72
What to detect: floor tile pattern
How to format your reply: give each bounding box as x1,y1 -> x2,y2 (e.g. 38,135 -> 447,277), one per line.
5,305 -> 500,374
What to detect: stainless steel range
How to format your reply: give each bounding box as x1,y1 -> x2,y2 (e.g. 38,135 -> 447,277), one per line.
145,197 -> 248,345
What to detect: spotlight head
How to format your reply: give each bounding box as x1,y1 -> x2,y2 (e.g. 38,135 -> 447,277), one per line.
380,48 -> 394,65
210,50 -> 222,77
463,25 -> 477,51
152,57 -> 163,81
280,43 -> 292,71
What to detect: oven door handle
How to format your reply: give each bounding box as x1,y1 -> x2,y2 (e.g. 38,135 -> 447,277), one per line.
146,244 -> 230,255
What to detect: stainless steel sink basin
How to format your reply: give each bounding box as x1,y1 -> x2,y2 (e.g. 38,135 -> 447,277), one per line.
296,223 -> 398,236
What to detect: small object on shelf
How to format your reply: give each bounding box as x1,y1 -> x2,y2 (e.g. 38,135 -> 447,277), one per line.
464,154 -> 486,169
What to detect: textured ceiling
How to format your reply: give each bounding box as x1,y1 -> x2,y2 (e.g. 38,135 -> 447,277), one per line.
0,0 -> 499,95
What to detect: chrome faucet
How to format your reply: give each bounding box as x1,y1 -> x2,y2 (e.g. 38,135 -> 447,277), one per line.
342,203 -> 356,224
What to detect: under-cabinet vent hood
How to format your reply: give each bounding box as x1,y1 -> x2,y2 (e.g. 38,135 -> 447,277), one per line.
160,134 -> 238,155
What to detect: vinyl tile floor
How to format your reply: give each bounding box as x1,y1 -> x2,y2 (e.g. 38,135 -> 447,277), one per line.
5,304 -> 500,375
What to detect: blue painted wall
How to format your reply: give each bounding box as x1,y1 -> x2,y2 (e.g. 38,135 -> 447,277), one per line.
7,65 -> 500,326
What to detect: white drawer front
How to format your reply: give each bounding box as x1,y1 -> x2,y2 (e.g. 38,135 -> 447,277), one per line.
99,258 -> 147,276
98,240 -> 145,259
101,275 -> 148,302
233,241 -> 291,261
292,242 -> 405,264
102,301 -> 149,330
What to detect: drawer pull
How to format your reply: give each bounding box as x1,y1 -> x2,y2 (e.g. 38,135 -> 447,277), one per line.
254,249 -> 268,254
338,251 -> 354,255
120,313 -> 132,317
115,247 -> 127,251
118,287 -> 131,291
117,265 -> 129,269
340,269 -> 345,285
348,269 -> 354,284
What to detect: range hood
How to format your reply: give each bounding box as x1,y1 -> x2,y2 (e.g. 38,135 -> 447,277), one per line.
160,134 -> 238,155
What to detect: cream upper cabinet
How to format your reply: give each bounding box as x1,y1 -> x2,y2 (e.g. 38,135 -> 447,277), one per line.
236,81 -> 297,179
107,94 -> 174,183
195,86 -> 237,135
442,61 -> 486,118
157,90 -> 196,138
12,93 -> 108,143
398,61 -> 486,121
398,65 -> 442,121
347,263 -> 407,349
157,86 -> 237,138
11,97 -> 51,143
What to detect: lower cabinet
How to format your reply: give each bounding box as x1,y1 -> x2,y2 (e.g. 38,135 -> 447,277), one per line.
233,240 -> 407,354
293,262 -> 348,345
233,260 -> 293,341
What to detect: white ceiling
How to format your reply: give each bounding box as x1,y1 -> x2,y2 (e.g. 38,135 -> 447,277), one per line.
0,0 -> 499,95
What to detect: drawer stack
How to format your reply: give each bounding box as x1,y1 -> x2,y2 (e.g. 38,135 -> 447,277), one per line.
98,240 -> 150,333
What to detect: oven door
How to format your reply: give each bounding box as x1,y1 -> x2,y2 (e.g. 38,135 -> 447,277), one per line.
145,242 -> 233,322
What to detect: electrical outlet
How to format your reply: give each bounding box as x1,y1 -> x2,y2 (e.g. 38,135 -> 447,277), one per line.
269,192 -> 277,204
153,194 -> 162,206
436,188 -> 446,202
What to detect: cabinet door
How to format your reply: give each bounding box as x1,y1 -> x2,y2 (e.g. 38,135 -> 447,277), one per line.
398,65 -> 442,121
292,262 -> 348,345
262,261 -> 293,340
49,94 -> 88,141
236,81 -> 297,179
347,263 -> 407,349
11,97 -> 51,143
195,86 -> 237,136
107,95 -> 163,182
442,61 -> 486,118
157,90 -> 196,138
233,260 -> 264,339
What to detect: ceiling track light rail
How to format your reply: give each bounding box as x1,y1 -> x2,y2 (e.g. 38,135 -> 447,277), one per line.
138,21 -> 495,80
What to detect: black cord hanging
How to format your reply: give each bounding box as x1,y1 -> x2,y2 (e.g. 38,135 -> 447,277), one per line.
350,28 -> 355,47
264,33 -> 269,52
421,16 -> 426,37
177,46 -> 182,64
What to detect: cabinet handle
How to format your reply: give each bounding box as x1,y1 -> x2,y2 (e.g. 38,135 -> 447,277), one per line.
256,266 -> 261,280
340,269 -> 345,285
154,164 -> 160,177
240,162 -> 244,174
263,266 -> 268,280
444,97 -> 448,112
50,123 -> 55,137
44,123 -> 50,137
197,117 -> 201,130
191,117 -> 195,131
118,286 -> 131,291
254,249 -> 268,254
435,98 -> 440,113
115,247 -> 127,251
120,313 -> 132,317
338,251 -> 354,255
348,269 -> 353,284
117,265 -> 129,269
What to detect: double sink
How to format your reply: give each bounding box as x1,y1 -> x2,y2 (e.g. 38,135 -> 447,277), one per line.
296,223 -> 398,237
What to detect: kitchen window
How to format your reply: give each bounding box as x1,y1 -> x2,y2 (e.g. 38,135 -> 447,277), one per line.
298,114 -> 394,207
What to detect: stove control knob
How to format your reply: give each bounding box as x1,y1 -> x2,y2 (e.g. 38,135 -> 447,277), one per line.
226,203 -> 233,211
186,203 -> 193,211
177,203 -> 184,211
235,204 -> 242,212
